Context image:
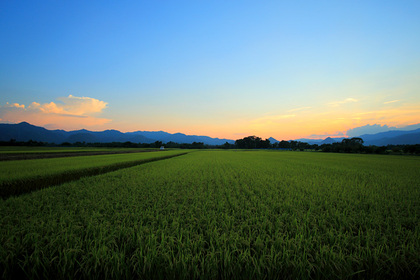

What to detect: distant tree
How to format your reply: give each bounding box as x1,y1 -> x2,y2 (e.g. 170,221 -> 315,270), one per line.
363,145 -> 374,154
321,144 -> 332,152
165,141 -> 178,148
351,137 -> 364,145
402,144 -> 420,154
289,141 -> 299,151
74,141 -> 86,147
235,136 -> 261,149
153,141 -> 163,148
191,142 -> 205,149
391,146 -> 402,154
123,141 -> 138,148
374,146 -> 387,154
278,140 -> 290,149
234,136 -> 272,149
221,142 -> 233,149
339,137 -> 365,153
297,142 -> 310,151
258,138 -> 271,149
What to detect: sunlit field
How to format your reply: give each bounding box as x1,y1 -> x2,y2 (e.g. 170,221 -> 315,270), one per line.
1,150 -> 419,279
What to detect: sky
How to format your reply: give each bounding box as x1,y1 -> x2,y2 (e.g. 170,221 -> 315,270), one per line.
1,0 -> 419,140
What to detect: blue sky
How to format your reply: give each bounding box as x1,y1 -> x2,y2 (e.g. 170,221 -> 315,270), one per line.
1,0 -> 419,140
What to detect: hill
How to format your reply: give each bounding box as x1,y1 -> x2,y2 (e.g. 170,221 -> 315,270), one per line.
1,122 -> 419,146
0,122 -> 235,145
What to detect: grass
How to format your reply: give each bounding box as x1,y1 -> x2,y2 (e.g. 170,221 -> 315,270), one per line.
0,150 -> 419,279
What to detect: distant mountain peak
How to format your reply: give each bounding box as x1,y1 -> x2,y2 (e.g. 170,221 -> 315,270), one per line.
0,122 -> 235,145
5,121 -> 418,146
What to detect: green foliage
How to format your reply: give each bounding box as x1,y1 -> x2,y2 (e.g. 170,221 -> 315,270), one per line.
1,151 -> 419,279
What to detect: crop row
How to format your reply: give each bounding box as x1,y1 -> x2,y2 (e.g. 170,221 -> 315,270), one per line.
0,150 -> 188,198
0,149 -> 163,161
0,146 -> 143,154
0,151 -> 419,279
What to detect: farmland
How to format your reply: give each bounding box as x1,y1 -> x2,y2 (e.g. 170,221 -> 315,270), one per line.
0,149 -> 188,197
0,150 -> 419,279
0,147 -> 163,161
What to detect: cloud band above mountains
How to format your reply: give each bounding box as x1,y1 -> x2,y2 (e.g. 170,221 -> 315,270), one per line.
0,95 -> 111,129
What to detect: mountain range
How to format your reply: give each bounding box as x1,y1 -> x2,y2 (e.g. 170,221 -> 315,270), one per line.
283,129 -> 420,146
0,122 -> 419,146
0,122 -> 235,145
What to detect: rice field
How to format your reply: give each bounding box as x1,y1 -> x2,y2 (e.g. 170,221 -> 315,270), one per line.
0,150 -> 419,279
0,146 -> 140,154
0,149 -> 188,197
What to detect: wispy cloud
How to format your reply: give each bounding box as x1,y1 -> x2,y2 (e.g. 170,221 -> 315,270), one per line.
0,95 -> 111,129
288,106 -> 312,112
328,98 -> 358,107
349,105 -> 420,128
384,100 -> 400,104
308,131 -> 345,138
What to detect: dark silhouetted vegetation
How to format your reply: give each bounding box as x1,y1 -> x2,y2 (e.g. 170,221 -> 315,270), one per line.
233,136 -> 420,155
234,136 -> 271,149
2,137 -> 420,155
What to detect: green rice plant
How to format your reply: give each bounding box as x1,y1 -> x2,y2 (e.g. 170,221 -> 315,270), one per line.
0,146 -> 145,154
0,150 -> 188,198
0,147 -> 164,161
0,151 -> 419,279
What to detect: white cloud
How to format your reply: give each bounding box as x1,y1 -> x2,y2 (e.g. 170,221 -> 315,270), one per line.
2,95 -> 108,117
56,95 -> 108,115
0,95 -> 111,129
5,102 -> 25,109
346,124 -> 395,137
346,122 -> 420,137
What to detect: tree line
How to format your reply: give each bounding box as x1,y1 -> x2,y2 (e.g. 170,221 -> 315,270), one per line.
0,139 -> 209,149
2,137 -> 420,155
230,135 -> 420,155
